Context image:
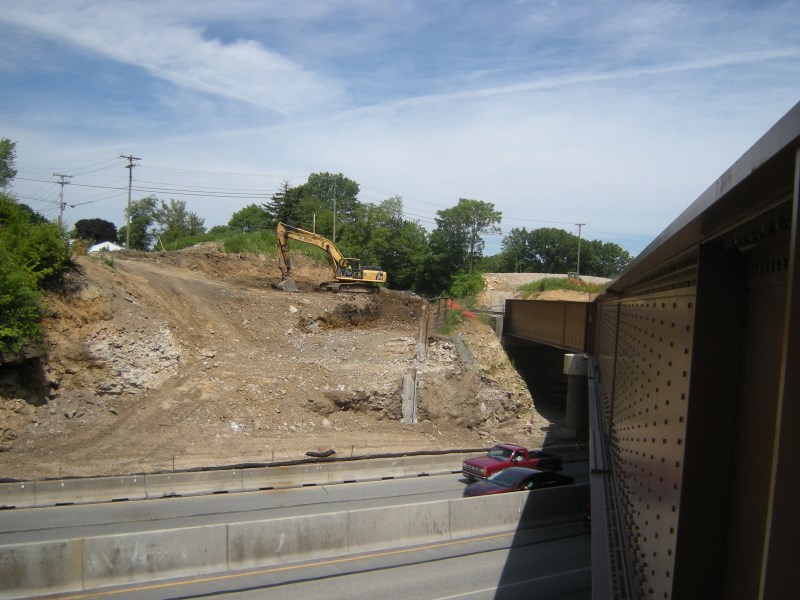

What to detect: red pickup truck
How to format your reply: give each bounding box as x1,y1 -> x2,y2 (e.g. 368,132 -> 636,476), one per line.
462,443 -> 563,481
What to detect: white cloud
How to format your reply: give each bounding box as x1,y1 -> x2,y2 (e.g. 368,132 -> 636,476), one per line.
0,1 -> 345,115
2,0 -> 799,258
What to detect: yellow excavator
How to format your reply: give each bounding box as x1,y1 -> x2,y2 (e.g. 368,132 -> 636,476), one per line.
275,222 -> 387,293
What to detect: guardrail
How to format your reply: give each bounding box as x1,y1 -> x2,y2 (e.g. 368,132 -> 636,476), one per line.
0,453 -> 479,509
0,483 -> 590,598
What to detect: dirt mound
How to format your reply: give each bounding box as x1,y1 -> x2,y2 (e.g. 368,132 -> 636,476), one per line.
478,272 -> 607,307
0,247 -> 546,480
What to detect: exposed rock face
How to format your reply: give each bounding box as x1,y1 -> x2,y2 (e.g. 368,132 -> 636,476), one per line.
0,248 -> 546,479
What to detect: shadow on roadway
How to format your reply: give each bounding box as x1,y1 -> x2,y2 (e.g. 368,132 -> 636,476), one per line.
492,489 -> 591,599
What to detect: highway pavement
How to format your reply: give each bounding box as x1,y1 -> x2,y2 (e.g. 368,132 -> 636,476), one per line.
0,462 -> 588,546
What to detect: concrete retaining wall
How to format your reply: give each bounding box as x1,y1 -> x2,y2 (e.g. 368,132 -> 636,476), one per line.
0,454 -> 476,509
0,484 -> 589,599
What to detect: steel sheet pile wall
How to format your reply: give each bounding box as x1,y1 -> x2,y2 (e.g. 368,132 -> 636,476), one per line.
590,101 -> 800,600
596,283 -> 696,599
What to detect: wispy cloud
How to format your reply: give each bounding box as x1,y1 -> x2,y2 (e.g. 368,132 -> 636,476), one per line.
0,1 -> 345,115
1,0 -> 798,257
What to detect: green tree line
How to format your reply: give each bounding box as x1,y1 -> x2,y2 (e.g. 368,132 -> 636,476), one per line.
1,138 -> 634,354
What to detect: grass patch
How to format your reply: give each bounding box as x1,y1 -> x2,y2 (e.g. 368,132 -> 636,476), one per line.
518,276 -> 606,296
442,308 -> 465,334
155,229 -> 340,277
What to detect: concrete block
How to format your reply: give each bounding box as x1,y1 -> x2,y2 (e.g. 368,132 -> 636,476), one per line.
449,484 -> 590,538
262,463 -> 330,489
0,539 -> 83,599
450,493 -> 529,538
564,353 -> 589,376
402,454 -> 468,476
516,484 -> 590,527
348,500 -> 451,554
228,512 -> 349,569
35,475 -> 147,506
328,458 -> 405,483
240,466 -> 274,491
0,481 -> 35,509
145,469 -> 243,498
83,525 -> 227,588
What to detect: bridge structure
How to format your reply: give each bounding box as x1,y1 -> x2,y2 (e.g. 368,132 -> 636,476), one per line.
502,101 -> 800,600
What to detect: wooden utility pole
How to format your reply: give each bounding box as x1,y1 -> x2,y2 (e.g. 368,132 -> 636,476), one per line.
52,173 -> 72,229
120,155 -> 141,248
575,223 -> 585,276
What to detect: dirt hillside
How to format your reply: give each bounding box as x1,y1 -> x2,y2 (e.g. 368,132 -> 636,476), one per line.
478,273 -> 607,307
0,245 -> 548,480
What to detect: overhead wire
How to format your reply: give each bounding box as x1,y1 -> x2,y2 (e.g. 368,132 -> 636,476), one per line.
13,159 -> 636,250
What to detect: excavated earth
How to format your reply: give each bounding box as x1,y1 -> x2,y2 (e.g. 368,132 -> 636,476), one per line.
0,245 -> 553,480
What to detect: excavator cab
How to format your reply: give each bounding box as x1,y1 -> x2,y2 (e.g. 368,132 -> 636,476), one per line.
337,258 -> 369,280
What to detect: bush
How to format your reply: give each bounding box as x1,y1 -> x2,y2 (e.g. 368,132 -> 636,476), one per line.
0,195 -> 70,353
0,243 -> 43,353
448,271 -> 485,306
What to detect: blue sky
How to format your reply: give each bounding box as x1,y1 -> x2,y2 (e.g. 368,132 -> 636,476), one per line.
1,1 -> 798,256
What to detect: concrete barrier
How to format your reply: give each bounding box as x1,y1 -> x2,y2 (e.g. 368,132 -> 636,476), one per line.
0,484 -> 589,598
240,465 -> 276,491
448,484 -> 590,538
228,512 -> 350,569
402,453 -> 472,476
83,525 -> 227,589
0,482 -> 35,509
35,475 -> 147,506
328,457 -> 405,483
0,453 -> 486,508
449,492 -> 528,537
349,500 -> 451,554
145,469 -> 244,498
258,463 -> 330,489
0,539 -> 83,598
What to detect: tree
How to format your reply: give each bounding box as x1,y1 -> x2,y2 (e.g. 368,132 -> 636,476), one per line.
434,198 -> 501,273
229,204 -> 271,232
498,227 -> 633,276
0,138 -> 17,189
336,196 -> 430,292
498,227 -> 532,272
121,195 -> 158,250
583,240 -> 633,277
301,173 -> 360,239
423,198 -> 501,294
262,179 -> 301,227
385,219 -> 430,291
154,199 -> 205,245
74,218 -> 118,244
526,228 -> 576,273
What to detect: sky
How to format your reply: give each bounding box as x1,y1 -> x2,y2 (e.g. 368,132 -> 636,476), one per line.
1,1 -> 798,256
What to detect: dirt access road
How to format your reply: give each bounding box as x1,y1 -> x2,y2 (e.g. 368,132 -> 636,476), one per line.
0,245 -> 546,480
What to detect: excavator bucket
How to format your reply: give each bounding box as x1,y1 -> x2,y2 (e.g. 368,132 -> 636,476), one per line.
275,277 -> 300,292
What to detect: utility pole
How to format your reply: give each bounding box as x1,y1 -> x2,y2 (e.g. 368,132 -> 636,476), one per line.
332,178 -> 337,243
575,223 -> 585,277
52,173 -> 72,229
120,155 -> 141,248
